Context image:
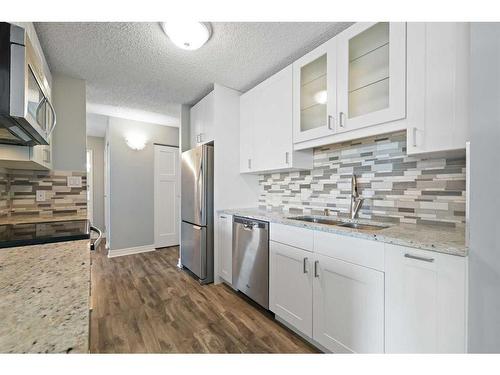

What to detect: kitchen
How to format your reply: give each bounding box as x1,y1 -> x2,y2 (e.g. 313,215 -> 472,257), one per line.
1,2 -> 500,371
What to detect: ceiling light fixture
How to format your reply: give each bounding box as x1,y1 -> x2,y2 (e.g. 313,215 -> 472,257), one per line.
125,133 -> 147,151
161,22 -> 211,50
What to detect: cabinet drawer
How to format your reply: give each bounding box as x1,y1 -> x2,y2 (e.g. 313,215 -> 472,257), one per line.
270,223 -> 313,252
314,231 -> 384,271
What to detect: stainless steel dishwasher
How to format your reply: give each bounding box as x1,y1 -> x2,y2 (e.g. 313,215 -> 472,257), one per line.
232,216 -> 269,309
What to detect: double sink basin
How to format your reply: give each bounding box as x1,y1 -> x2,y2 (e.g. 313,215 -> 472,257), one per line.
287,216 -> 389,231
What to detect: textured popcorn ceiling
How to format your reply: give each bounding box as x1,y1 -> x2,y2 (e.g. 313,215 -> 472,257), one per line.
34,22 -> 352,122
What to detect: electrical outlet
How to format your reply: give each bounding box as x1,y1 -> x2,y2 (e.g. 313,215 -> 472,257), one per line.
67,176 -> 82,188
36,190 -> 46,202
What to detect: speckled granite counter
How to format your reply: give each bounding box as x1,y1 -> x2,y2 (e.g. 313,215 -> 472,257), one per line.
0,240 -> 90,353
0,214 -> 88,226
220,208 -> 467,257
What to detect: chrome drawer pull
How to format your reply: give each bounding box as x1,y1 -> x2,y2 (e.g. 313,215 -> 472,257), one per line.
303,257 -> 308,274
314,260 -> 320,278
404,253 -> 434,263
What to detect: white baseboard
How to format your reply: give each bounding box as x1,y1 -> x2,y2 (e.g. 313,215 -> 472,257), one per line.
107,244 -> 156,258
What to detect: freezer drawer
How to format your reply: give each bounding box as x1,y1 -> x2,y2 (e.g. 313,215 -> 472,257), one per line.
181,221 -> 207,280
232,216 -> 269,309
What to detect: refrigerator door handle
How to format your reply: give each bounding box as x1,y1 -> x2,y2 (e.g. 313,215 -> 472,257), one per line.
198,158 -> 204,223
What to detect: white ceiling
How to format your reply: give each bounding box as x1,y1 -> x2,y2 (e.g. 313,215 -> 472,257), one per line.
35,22 -> 352,122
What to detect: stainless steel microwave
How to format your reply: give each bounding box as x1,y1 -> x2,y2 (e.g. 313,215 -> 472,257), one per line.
0,22 -> 56,146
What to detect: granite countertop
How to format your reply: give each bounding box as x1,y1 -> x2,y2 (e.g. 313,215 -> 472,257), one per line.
0,239 -> 90,353
220,208 -> 467,257
0,214 -> 88,226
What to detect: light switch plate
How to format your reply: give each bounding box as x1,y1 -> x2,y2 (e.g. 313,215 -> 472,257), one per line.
36,190 -> 46,202
67,176 -> 82,188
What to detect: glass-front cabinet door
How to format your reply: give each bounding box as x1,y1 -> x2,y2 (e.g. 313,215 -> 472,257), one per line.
336,22 -> 406,132
293,39 -> 337,144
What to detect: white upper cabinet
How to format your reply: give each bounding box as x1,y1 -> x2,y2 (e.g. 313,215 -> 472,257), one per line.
385,244 -> 467,353
239,65 -> 312,174
190,91 -> 215,148
406,23 -> 470,155
293,40 -> 337,143
336,22 -> 407,132
239,88 -> 256,173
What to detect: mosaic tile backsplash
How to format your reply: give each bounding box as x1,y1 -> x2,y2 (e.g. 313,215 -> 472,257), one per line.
259,131 -> 466,226
0,169 -> 87,219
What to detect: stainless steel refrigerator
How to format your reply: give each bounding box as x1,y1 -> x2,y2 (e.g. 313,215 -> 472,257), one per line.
180,144 -> 214,284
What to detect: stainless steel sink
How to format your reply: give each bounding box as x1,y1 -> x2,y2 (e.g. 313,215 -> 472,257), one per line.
288,216 -> 388,231
287,216 -> 344,226
338,222 -> 388,230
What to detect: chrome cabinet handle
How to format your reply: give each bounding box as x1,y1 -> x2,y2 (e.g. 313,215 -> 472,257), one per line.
46,99 -> 57,138
339,112 -> 345,128
248,158 -> 251,169
404,253 -> 434,263
285,152 -> 289,164
220,215 -> 227,219
303,257 -> 308,274
412,127 -> 417,147
314,260 -> 320,278
328,115 -> 334,130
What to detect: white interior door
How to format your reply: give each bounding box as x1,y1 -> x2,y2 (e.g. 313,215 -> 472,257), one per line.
154,144 -> 180,248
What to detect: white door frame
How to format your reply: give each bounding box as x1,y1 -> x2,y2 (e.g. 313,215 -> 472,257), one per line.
86,149 -> 94,223
154,144 -> 180,248
104,140 -> 111,249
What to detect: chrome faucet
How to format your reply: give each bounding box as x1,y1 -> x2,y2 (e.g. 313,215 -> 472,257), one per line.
350,174 -> 364,220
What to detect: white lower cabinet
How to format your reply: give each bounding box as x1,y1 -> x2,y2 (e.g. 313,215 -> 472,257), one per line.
218,214 -> 233,284
313,254 -> 385,353
268,223 -> 467,353
385,244 -> 467,353
269,241 -> 313,337
269,224 -> 385,353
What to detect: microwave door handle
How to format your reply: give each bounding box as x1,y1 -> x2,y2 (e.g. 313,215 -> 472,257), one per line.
46,98 -> 57,138
35,96 -> 47,127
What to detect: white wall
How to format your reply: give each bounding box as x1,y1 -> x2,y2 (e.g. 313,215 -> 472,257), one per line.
86,113 -> 108,137
52,74 -> 87,172
468,22 -> 500,353
212,84 -> 260,283
180,104 -> 191,153
87,136 -> 105,231
107,117 -> 179,251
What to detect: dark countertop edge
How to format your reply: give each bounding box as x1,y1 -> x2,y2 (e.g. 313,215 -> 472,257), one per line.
0,233 -> 91,249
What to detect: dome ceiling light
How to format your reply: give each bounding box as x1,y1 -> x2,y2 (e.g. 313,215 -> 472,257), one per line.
161,22 -> 211,50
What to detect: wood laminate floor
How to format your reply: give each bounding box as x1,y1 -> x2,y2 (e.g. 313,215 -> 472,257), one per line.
89,244 -> 318,353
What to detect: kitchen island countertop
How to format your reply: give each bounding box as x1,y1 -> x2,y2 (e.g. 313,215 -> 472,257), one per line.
0,239 -> 90,353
